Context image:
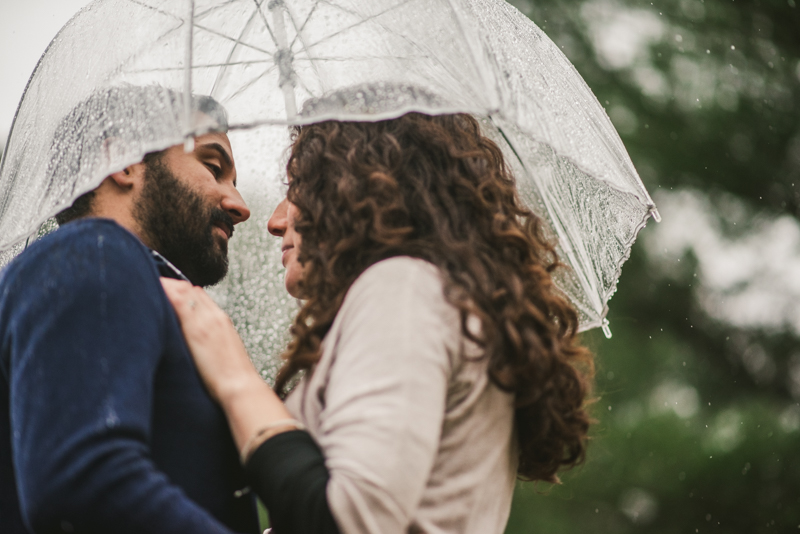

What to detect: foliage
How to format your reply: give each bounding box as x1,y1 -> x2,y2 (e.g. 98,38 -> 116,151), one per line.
505,0 -> 800,531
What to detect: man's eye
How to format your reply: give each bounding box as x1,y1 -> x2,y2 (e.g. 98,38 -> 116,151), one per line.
205,163 -> 222,177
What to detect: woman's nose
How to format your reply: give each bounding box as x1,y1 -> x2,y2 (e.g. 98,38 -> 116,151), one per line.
268,198 -> 289,237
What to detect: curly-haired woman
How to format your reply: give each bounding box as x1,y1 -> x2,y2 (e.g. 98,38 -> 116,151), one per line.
162,113 -> 594,534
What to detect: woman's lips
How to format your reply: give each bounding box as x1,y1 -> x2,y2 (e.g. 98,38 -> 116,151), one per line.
281,245 -> 294,266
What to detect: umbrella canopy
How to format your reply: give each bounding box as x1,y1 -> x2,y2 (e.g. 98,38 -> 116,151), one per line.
0,0 -> 658,371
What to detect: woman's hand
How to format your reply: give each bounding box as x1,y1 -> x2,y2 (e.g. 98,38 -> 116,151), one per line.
161,278 -> 295,456
160,278 -> 259,403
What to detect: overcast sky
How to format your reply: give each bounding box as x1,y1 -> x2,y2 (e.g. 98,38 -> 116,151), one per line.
0,0 -> 93,145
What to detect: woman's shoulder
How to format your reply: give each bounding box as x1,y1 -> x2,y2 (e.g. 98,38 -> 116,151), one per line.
343,256 -> 450,315
352,256 -> 443,294
337,256 -> 455,333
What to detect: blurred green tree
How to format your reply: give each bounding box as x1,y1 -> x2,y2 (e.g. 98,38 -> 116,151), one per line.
505,0 -> 800,532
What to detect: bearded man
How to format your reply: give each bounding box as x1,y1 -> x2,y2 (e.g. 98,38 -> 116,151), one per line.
0,86 -> 258,533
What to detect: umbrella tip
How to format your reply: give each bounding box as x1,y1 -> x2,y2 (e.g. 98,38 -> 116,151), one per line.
601,319 -> 612,339
650,207 -> 662,223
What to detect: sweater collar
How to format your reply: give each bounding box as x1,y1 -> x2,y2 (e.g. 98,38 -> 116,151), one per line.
149,250 -> 190,283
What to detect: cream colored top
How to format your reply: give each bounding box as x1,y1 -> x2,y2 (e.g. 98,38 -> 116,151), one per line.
285,257 -> 517,534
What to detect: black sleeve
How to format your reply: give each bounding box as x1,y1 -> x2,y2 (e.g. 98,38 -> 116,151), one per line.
244,430 -> 340,534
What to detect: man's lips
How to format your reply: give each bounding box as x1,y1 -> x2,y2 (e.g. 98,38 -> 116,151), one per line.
213,221 -> 233,239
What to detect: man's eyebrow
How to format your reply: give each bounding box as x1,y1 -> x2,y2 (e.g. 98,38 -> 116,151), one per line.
199,142 -> 233,169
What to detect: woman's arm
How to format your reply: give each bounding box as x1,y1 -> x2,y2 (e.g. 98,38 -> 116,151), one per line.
161,278 -> 292,450
161,278 -> 339,534
162,257 -> 455,534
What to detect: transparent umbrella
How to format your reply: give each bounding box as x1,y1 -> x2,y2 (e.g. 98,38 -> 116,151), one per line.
0,0 -> 659,373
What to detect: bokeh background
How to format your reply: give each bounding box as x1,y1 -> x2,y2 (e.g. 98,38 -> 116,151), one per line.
503,1 -> 800,532
3,0 -> 800,532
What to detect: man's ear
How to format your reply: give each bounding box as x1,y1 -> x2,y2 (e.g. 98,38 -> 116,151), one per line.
108,162 -> 146,190
102,137 -> 146,191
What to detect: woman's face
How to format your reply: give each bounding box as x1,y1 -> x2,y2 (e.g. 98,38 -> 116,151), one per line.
268,197 -> 307,298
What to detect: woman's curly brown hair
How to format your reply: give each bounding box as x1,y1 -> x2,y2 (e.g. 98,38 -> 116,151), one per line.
274,113 -> 595,482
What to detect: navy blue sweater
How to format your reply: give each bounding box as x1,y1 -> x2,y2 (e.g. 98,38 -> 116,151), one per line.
0,219 -> 258,534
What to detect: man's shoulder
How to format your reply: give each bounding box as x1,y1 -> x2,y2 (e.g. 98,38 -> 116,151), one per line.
1,218 -> 156,290
12,218 -> 147,264
37,217 -> 143,249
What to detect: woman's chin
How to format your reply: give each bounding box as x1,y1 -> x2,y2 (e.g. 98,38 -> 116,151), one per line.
285,279 -> 304,300
287,289 -> 303,300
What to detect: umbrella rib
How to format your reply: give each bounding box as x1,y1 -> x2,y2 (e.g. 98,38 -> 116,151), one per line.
193,0 -> 240,19
283,2 -> 328,95
288,1 -> 320,50
123,0 -> 183,22
194,23 -> 273,55
292,70 -> 318,99
496,122 -> 602,309
293,55 -> 430,62
303,0 -> 417,51
299,0 -> 461,97
224,64 -> 279,102
128,60 -> 273,73
123,0 -> 271,60
106,21 -> 187,79
441,0 -> 492,101
250,0 -> 281,50
210,5 -> 266,97
298,0 -> 475,102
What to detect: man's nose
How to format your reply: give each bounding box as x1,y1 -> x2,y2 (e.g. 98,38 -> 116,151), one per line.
267,198 -> 288,237
222,189 -> 251,225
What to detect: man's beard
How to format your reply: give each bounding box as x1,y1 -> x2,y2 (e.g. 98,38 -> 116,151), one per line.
134,158 -> 234,287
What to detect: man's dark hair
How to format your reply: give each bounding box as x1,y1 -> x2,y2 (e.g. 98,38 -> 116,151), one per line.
54,151 -> 165,225
52,85 -> 226,225
54,190 -> 95,225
